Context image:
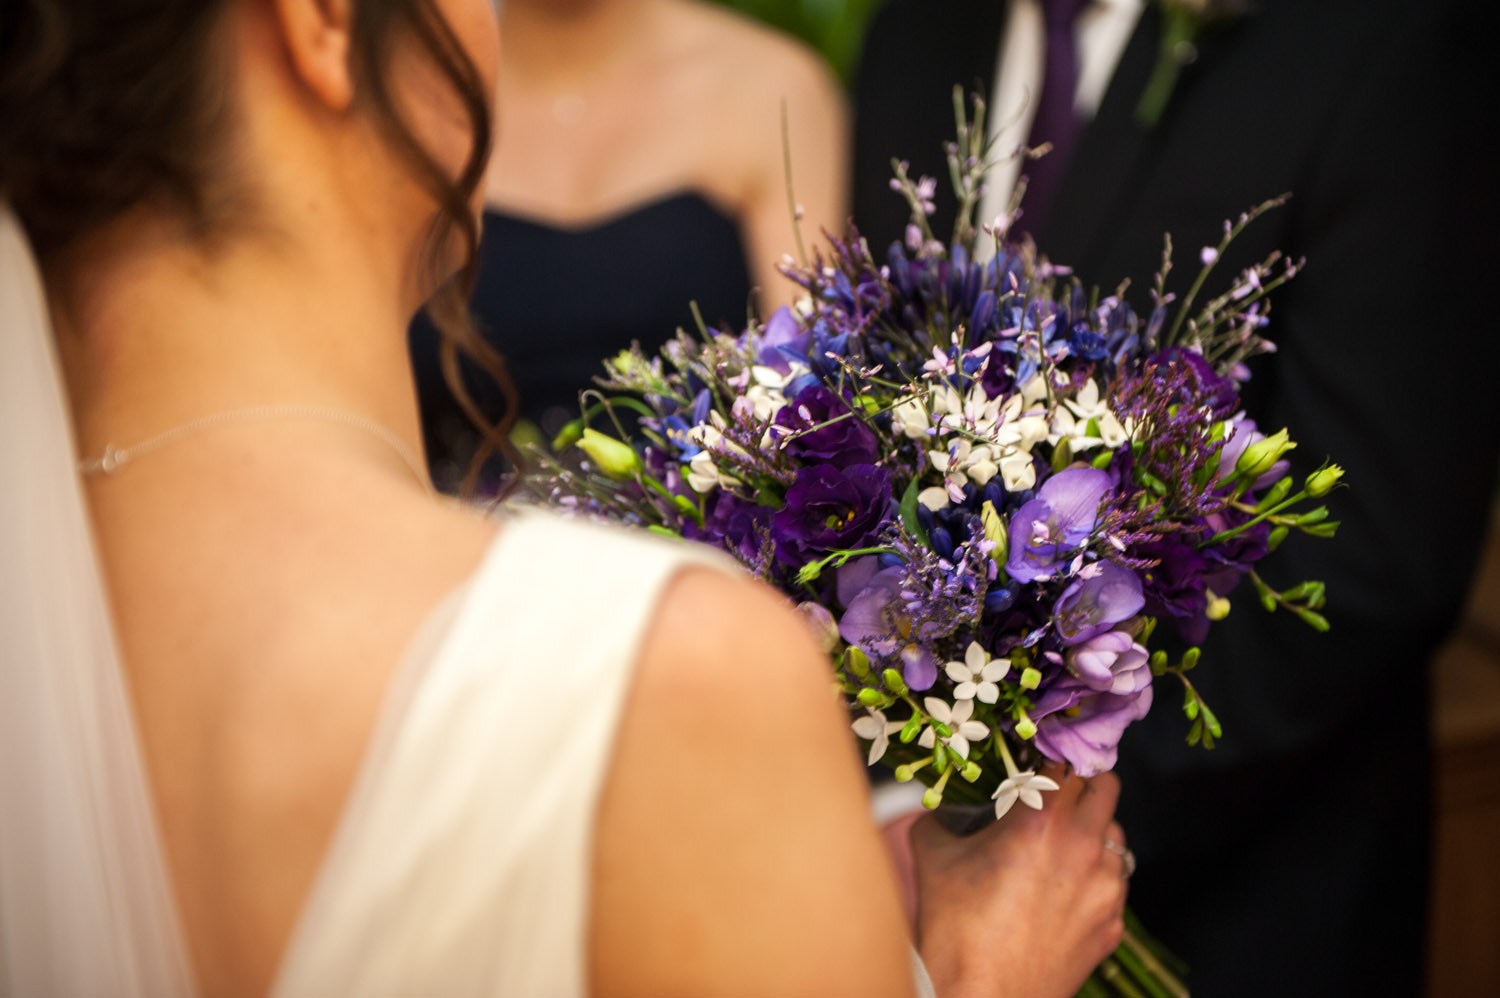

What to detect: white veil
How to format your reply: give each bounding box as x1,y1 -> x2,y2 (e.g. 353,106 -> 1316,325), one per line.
0,205 -> 193,995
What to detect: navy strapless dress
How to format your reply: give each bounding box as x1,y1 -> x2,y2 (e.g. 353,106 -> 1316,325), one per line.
410,192 -> 754,491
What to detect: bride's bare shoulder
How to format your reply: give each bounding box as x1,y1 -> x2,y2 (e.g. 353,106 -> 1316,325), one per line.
588,565 -> 912,997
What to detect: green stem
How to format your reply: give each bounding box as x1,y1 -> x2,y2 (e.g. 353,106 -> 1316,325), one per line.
1077,975 -> 1114,998
779,100 -> 807,267
1112,940 -> 1171,998
1099,958 -> 1148,998
1203,490 -> 1307,546
1120,929 -> 1190,998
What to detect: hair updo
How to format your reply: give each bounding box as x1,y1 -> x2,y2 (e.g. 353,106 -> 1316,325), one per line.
0,0 -> 518,493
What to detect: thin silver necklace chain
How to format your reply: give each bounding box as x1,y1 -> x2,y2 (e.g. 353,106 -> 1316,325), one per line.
76,404 -> 430,488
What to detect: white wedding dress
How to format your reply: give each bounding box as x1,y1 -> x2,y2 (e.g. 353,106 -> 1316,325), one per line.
0,205 -> 936,997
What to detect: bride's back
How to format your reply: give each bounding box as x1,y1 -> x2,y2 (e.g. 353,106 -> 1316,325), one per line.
1,1 -> 914,994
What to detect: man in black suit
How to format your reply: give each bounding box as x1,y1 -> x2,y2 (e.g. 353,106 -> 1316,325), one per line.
854,2 -> 1498,993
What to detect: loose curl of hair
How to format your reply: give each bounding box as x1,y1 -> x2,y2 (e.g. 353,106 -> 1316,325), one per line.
0,0 -> 520,495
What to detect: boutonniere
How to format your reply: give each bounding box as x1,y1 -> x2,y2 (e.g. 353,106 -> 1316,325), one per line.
1135,0 -> 1248,127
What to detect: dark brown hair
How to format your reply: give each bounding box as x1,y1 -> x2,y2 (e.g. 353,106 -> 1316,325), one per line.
0,0 -> 518,494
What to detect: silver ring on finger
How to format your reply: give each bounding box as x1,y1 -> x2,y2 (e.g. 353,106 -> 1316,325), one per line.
1103,838 -> 1136,878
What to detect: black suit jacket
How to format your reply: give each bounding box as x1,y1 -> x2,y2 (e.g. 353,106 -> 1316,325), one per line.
854,2 -> 1500,993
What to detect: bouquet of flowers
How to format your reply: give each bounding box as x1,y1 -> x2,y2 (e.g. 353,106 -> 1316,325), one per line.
526,93 -> 1339,997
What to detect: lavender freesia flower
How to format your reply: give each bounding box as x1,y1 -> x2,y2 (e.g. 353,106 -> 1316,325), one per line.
771,464 -> 893,565
1053,561 -> 1146,645
774,384 -> 881,468
1065,629 -> 1152,694
1006,468 -> 1112,583
1031,674 -> 1154,777
756,305 -> 811,374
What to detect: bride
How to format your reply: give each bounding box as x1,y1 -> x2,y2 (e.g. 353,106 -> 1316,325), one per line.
0,0 -> 1128,994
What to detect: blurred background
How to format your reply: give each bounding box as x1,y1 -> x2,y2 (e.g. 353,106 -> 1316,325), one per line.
711,1 -> 1500,992
713,0 -> 881,82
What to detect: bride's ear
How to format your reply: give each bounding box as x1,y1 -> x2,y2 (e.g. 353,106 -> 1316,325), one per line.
271,0 -> 356,112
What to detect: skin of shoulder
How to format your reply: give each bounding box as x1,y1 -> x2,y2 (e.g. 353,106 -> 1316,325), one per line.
588,564 -> 912,998
666,0 -> 851,310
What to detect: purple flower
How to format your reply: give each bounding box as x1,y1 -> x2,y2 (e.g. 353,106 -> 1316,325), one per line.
757,306 -> 811,374
774,384 -> 881,468
685,491 -> 772,564
1006,468 -> 1112,583
1065,629 -> 1151,694
837,564 -> 939,690
1031,676 -> 1154,777
1053,561 -> 1146,645
771,464 -> 893,565
1136,535 -> 1211,644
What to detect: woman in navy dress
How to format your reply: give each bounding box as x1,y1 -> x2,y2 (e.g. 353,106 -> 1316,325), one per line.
411,0 -> 849,492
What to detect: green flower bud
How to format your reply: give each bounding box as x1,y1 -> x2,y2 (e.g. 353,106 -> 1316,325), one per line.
980,500 -> 1009,564
1182,647 -> 1201,671
856,688 -> 885,707
921,787 -> 944,810
1205,589 -> 1230,621
1235,427 -> 1294,481
1091,449 -> 1114,471
895,764 -> 916,782
1305,464 -> 1344,498
932,742 -> 949,773
1019,666 -> 1042,690
882,668 -> 908,696
1149,649 -> 1169,674
577,428 -> 642,480
551,419 -> 585,452
1256,476 -> 1293,511
843,645 -> 871,678
900,715 -> 922,744
961,761 -> 982,783
1014,709 -> 1038,740
1268,525 -> 1289,551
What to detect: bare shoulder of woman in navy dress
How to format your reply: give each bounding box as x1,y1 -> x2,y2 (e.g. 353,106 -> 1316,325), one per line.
487,0 -> 848,310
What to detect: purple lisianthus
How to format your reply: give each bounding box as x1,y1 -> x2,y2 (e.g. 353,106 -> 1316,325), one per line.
1031,676 -> 1154,777
837,562 -> 938,690
1199,507 -> 1271,599
686,490 -> 772,564
772,464 -> 893,565
1006,468 -> 1112,583
1065,629 -> 1151,694
1217,416 -> 1289,490
1136,534 -> 1211,644
1053,561 -> 1146,645
774,384 -> 881,468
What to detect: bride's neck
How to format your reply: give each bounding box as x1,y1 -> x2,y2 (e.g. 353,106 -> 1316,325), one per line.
50,201 -> 427,474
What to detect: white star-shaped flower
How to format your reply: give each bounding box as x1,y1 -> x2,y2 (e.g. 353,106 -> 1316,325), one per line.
917,697 -> 990,760
944,641 -> 1011,703
850,708 -> 905,765
991,770 -> 1061,818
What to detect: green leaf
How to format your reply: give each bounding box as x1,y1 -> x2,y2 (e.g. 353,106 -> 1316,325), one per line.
899,476 -> 927,542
